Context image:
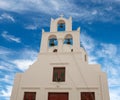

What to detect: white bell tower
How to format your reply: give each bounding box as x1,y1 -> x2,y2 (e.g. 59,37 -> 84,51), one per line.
41,16 -> 80,52
40,15 -> 87,62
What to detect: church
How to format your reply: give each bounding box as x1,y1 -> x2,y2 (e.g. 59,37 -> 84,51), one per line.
10,15 -> 110,100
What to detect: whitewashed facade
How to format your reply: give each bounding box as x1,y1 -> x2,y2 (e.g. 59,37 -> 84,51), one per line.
10,16 -> 110,100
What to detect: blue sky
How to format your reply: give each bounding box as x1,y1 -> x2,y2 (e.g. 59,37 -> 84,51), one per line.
0,0 -> 120,100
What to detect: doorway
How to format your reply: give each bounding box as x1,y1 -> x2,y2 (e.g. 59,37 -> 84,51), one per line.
81,92 -> 95,100
24,92 -> 36,100
48,92 -> 68,100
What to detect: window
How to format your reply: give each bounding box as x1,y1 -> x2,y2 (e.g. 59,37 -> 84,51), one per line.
64,38 -> 73,45
53,49 -> 57,52
48,35 -> 58,47
24,92 -> 36,100
57,20 -> 65,31
81,92 -> 95,100
53,67 -> 65,82
64,34 -> 73,45
49,38 -> 58,47
58,23 -> 65,31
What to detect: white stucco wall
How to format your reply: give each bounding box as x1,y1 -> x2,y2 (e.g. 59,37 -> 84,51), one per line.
10,52 -> 110,100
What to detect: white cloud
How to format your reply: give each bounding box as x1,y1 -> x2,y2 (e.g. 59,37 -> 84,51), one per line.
0,46 -> 14,63
0,13 -> 15,22
88,55 -> 98,64
25,24 -> 38,30
0,85 -> 12,97
0,65 -> 5,69
0,46 -> 38,71
92,10 -> 98,15
81,31 -> 96,53
110,87 -> 120,100
0,0 -> 63,13
109,78 -> 120,86
0,0 -> 119,22
105,6 -> 113,11
0,65 -> 9,71
20,49 -> 38,60
13,59 -> 35,71
12,49 -> 38,71
0,75 -> 13,84
80,32 -> 99,64
96,43 -> 117,59
109,67 -> 119,76
1,31 -> 21,43
0,45 -> 38,73
0,47 -> 10,55
0,1 -> 12,11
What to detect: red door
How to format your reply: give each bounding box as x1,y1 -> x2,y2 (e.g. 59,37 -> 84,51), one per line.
81,92 -> 95,100
48,92 -> 68,100
24,92 -> 36,100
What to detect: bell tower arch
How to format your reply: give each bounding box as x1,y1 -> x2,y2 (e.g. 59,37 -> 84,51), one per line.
50,15 -> 72,32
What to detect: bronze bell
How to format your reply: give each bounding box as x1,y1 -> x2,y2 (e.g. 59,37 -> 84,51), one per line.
67,39 -> 71,44
50,42 -> 55,46
60,23 -> 63,28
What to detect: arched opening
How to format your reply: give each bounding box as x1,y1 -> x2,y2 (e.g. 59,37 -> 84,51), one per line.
48,35 -> 58,47
64,34 -> 73,45
53,49 -> 57,53
57,20 -> 65,31
71,49 -> 73,52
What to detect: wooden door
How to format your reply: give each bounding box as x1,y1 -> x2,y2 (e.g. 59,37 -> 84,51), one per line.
81,92 -> 95,100
48,92 -> 68,100
24,92 -> 36,100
